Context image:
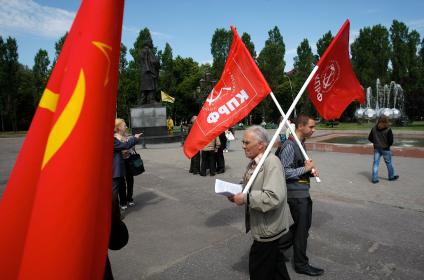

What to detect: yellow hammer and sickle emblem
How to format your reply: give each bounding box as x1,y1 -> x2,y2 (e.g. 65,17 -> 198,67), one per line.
42,70 -> 86,169
92,41 -> 112,86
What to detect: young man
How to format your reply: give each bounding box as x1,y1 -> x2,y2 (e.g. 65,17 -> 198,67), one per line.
278,115 -> 324,277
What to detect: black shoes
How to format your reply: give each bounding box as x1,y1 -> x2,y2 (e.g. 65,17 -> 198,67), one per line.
295,265 -> 324,276
389,175 -> 399,181
216,169 -> 225,174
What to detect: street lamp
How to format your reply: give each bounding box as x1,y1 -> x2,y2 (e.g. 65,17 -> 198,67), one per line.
285,74 -> 297,118
195,72 -> 216,110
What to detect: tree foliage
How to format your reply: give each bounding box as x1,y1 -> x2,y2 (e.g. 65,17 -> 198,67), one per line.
1,20 -> 424,131
390,20 -> 421,118
351,25 -> 391,87
293,39 -> 315,115
241,32 -> 256,59
256,27 -> 286,122
32,49 -> 50,107
316,31 -> 333,60
210,28 -> 232,79
51,32 -> 68,70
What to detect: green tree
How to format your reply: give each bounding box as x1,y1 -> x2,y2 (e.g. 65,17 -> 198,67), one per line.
390,20 -> 421,119
160,43 -> 175,92
117,43 -> 131,122
172,56 -> 202,121
3,37 -> 20,131
241,32 -> 256,59
32,49 -> 50,108
51,32 -> 68,70
293,39 -> 315,115
416,38 -> 424,119
351,25 -> 390,87
0,36 -> 6,130
159,43 -> 177,118
257,26 -> 286,89
210,28 -> 232,79
256,26 -> 286,122
17,65 -> 36,130
316,31 -> 333,61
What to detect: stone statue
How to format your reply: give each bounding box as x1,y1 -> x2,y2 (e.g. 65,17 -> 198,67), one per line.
140,39 -> 160,105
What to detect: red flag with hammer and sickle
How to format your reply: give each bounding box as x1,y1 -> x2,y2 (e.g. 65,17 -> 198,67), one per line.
184,26 -> 271,159
0,0 -> 124,278
307,19 -> 365,120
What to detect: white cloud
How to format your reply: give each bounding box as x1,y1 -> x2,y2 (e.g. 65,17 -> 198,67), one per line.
151,31 -> 173,40
122,25 -> 174,40
408,19 -> 424,32
0,0 -> 75,38
286,48 -> 296,55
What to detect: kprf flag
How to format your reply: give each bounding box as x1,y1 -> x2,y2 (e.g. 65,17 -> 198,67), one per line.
0,0 -> 124,279
307,19 -> 365,120
161,91 -> 175,103
184,26 -> 271,158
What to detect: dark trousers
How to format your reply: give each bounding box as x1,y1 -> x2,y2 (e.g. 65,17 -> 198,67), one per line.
216,148 -> 225,172
189,152 -> 200,173
279,197 -> 312,270
123,160 -> 134,202
117,160 -> 135,206
249,237 -> 291,280
200,150 -> 216,175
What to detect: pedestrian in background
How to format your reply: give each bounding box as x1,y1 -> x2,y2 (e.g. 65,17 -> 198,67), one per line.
368,116 -> 399,184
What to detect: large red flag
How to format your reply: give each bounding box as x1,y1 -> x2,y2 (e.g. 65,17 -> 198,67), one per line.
0,0 -> 124,279
184,26 -> 271,158
307,19 -> 365,120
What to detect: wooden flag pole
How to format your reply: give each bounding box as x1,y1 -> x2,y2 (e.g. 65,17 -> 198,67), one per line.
269,91 -> 321,183
243,66 -> 319,194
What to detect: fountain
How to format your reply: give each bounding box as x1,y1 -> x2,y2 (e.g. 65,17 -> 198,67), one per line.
355,79 -> 405,121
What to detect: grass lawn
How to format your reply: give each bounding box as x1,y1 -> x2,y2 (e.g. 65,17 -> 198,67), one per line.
0,131 -> 27,138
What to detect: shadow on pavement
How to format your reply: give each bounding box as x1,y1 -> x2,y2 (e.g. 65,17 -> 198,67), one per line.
205,207 -> 241,228
125,191 -> 165,215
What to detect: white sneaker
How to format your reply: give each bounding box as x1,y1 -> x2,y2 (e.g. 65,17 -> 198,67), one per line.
128,201 -> 135,207
120,205 -> 127,210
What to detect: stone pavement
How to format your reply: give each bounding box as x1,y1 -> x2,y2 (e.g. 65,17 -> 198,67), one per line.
1,131 -> 424,279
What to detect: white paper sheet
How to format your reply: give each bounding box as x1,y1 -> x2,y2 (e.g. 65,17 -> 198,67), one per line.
215,179 -> 242,197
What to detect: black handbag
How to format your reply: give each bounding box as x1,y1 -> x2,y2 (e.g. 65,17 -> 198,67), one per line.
128,152 -> 145,176
109,219 -> 129,250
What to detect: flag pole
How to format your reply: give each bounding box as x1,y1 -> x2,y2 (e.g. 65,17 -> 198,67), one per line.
243,65 -> 319,194
269,92 -> 321,183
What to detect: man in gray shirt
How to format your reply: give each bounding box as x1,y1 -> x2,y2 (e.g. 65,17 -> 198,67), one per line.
278,115 -> 324,277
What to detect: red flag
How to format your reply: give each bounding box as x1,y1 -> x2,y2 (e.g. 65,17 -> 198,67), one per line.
0,0 -> 124,279
307,19 -> 365,120
184,26 -> 271,158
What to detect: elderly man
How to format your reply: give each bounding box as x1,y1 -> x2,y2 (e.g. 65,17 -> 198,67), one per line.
230,125 -> 292,280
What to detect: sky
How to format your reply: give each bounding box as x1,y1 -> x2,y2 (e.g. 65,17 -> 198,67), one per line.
0,0 -> 423,70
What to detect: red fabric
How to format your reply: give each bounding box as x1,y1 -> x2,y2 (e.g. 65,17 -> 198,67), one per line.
307,19 -> 365,120
0,1 -> 124,279
184,26 -> 271,158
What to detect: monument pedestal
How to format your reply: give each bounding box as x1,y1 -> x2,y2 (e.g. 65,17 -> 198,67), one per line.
130,104 -> 181,144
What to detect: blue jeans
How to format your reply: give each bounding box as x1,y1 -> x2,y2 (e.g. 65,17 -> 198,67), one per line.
372,148 -> 396,181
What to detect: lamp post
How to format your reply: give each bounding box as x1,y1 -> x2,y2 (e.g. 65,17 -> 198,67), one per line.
195,72 -> 216,110
285,74 -> 297,118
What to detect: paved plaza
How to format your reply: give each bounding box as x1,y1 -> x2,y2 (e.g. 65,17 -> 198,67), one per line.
1,130 -> 423,279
